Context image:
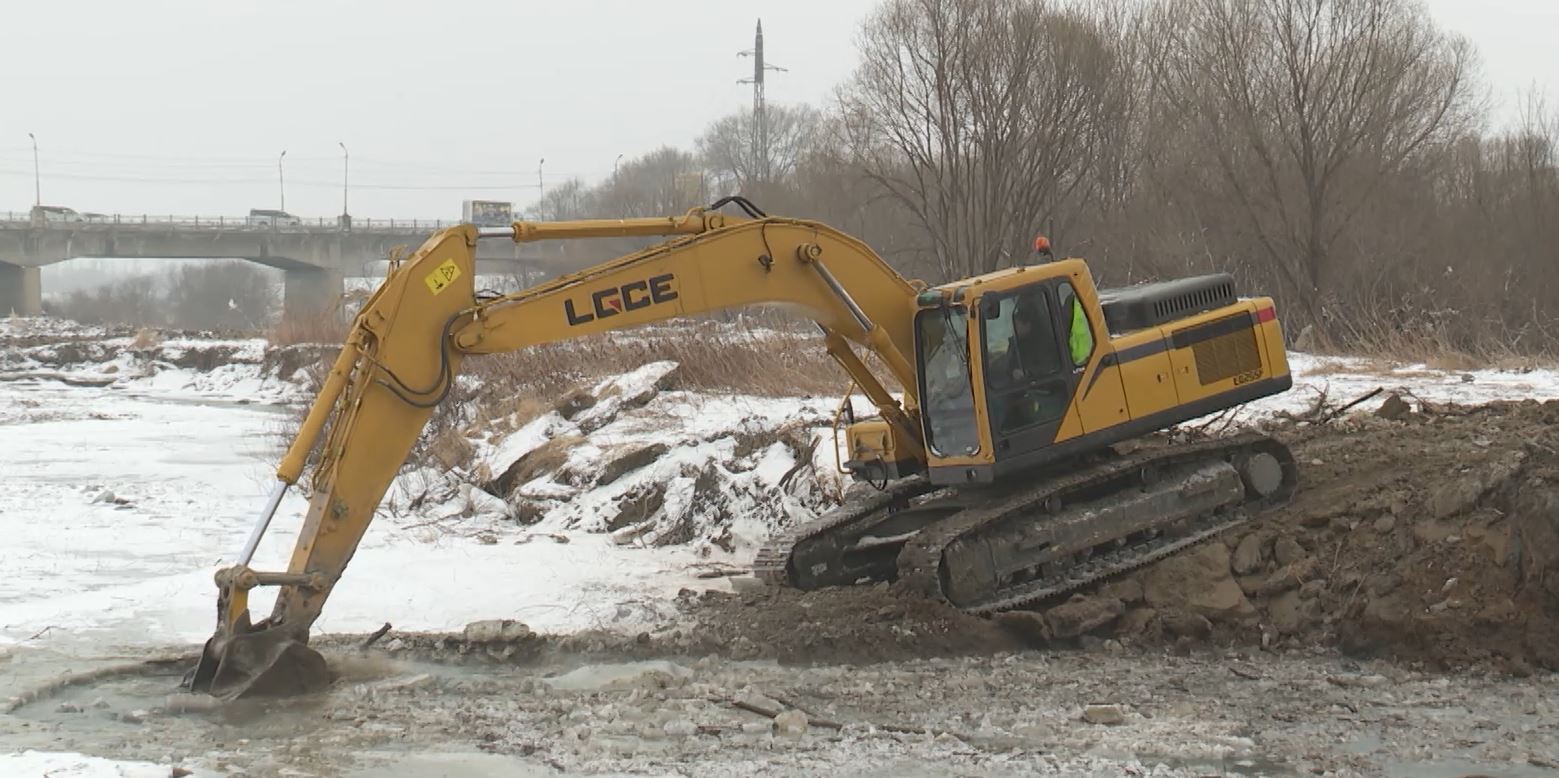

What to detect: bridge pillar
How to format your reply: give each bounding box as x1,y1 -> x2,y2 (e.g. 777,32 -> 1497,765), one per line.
283,267 -> 344,323
0,264 -> 43,317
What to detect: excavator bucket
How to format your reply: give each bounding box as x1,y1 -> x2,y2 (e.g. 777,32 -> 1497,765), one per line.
186,627 -> 332,701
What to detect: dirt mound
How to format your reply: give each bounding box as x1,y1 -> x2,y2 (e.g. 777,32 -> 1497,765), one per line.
677,584 -> 1022,664
1013,397 -> 1559,672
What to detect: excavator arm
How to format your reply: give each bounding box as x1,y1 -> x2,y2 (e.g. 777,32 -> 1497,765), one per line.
187,204 -> 928,699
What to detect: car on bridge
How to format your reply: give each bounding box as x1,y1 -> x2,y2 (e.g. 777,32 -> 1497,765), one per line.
31,205 -> 87,224
247,208 -> 303,228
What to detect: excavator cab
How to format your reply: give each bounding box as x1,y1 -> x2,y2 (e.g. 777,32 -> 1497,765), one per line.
911,264 -> 1100,484
911,258 -> 1292,490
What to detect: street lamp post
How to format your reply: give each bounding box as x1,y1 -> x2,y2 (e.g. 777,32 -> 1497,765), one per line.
278,150 -> 288,212
338,142 -> 349,216
27,133 -> 40,206
538,157 -> 546,203
614,153 -> 624,179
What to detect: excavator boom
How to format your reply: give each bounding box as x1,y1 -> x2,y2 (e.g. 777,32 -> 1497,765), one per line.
188,203 -> 932,698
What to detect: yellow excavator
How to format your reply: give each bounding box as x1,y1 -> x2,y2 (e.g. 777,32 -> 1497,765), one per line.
186,197 -> 1295,699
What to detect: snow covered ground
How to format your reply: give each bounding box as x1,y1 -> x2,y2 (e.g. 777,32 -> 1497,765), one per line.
0,751 -> 183,778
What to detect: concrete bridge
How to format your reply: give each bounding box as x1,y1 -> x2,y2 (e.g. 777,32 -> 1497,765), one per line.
0,212 -> 557,317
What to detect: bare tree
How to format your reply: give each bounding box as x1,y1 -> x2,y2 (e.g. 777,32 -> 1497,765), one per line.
167,262 -> 278,331
594,147 -> 705,217
1158,0 -> 1478,325
839,0 -> 1131,280
529,177 -> 592,220
698,103 -> 824,196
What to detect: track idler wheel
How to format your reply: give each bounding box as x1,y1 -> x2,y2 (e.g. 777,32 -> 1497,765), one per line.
1237,451 -> 1286,498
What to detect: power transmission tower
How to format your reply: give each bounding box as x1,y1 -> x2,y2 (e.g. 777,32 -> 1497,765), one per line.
737,19 -> 786,186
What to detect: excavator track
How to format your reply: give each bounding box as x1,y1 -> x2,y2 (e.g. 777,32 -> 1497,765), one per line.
753,479 -> 943,589
757,434 -> 1296,615
899,433 -> 1296,613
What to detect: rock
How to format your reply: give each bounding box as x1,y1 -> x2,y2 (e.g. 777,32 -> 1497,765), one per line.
1513,483 -> 1559,600
1045,595 -> 1125,639
1299,511 -> 1333,529
993,610 -> 1050,644
427,431 -> 475,471
56,701 -> 82,713
662,718 -> 698,738
737,692 -> 783,712
1375,393 -> 1411,420
1185,577 -> 1253,620
1273,537 -> 1306,566
1082,704 -> 1125,725
773,709 -> 809,737
508,496 -> 551,526
93,489 -> 116,504
119,708 -> 149,724
1231,534 -> 1267,576
490,436 -> 583,495
1267,590 -> 1306,635
553,387 -> 596,420
606,484 -> 666,532
741,720 -> 773,735
1143,543 -> 1256,622
598,443 -> 670,486
463,619 -> 533,643
385,638 -> 406,652
1373,515 -> 1396,534
611,521 -> 656,546
1160,610 -> 1212,639
1426,455 -> 1524,520
1247,557 -> 1320,598
172,769 -> 194,778
1100,578 -> 1144,604
1115,607 -> 1158,637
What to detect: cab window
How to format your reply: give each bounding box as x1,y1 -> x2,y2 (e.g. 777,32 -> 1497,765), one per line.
1057,281 -> 1095,368
915,308 -> 980,457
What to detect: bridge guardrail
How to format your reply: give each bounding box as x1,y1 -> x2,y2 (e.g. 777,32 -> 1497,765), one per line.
0,212 -> 458,233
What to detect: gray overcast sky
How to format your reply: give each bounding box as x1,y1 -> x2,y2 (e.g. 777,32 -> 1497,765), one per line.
3,0 -> 1554,220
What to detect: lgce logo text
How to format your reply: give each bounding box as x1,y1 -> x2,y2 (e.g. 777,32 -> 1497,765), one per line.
564,273 -> 678,326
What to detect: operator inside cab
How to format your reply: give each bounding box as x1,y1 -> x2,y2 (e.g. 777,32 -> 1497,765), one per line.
1027,234 -> 1093,368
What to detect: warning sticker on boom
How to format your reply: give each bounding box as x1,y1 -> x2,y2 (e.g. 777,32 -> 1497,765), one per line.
424,259 -> 461,295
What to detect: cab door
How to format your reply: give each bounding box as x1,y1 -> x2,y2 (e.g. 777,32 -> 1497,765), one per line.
978,284 -> 1082,462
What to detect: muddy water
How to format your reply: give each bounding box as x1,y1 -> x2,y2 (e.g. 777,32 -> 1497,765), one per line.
5,640 -> 1557,777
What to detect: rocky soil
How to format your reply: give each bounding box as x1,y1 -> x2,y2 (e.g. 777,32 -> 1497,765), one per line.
1001,397 -> 1559,673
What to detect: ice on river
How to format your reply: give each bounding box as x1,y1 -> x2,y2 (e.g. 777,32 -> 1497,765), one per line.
0,377 -> 710,653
